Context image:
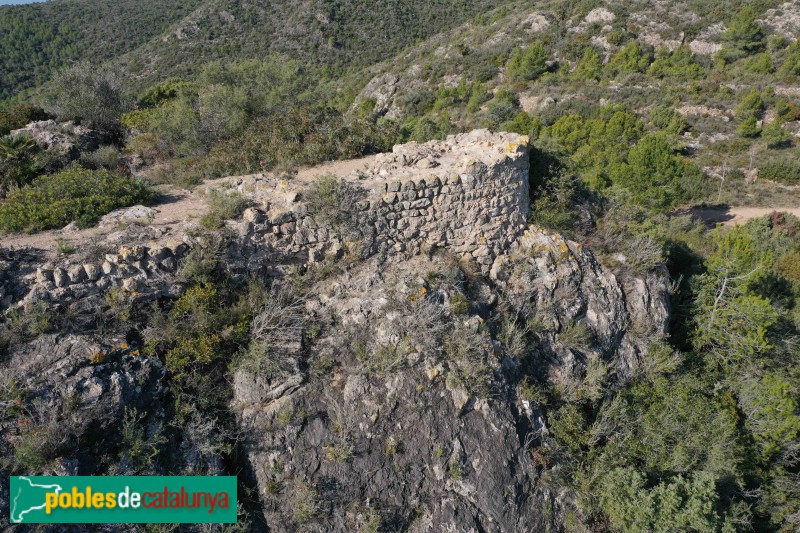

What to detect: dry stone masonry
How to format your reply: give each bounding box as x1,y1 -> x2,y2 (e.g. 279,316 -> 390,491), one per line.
244,129 -> 530,267
1,130 -> 532,311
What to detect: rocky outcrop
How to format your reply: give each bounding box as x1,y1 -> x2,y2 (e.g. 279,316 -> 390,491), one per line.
9,120 -> 108,155
0,130 -> 671,532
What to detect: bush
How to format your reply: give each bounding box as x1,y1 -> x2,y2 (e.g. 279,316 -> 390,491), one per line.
607,41 -> 653,75
0,167 -> 154,233
0,134 -> 40,194
600,467 -> 730,532
304,175 -> 366,235
737,115 -> 761,138
735,88 -> 765,119
649,105 -> 686,135
0,104 -> 51,136
506,43 -> 550,82
200,189 -> 249,229
648,46 -> 705,80
762,122 -> 790,149
776,251 -> 800,281
760,159 -> 800,184
49,62 -> 130,132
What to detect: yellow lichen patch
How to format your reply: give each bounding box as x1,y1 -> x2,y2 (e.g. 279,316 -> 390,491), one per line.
507,135 -> 530,152
427,367 -> 441,380
90,352 -> 106,364
408,287 -> 428,303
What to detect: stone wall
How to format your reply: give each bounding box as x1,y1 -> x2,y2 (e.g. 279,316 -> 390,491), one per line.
244,130 -> 531,268
1,130 -> 531,311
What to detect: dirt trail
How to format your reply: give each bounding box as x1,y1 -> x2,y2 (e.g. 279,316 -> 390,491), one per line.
0,183 -> 211,253
294,154 -> 377,183
690,206 -> 800,227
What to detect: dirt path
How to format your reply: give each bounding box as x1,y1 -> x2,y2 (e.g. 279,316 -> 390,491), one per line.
0,179 -> 227,254
690,206 -> 800,227
294,154 -> 377,183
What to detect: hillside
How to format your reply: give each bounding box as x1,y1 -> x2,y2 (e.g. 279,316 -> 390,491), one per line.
0,0 -> 205,101
1,0 -> 800,531
114,0 -> 510,86
0,0 -> 508,103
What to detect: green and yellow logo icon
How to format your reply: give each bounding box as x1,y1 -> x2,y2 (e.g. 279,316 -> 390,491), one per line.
9,476 -> 237,524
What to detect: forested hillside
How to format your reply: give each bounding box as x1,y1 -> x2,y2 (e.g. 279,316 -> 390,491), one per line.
0,0 -> 205,101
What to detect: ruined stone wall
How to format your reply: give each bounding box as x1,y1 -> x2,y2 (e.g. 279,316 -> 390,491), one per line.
2,130 -> 531,311
244,130 -> 531,267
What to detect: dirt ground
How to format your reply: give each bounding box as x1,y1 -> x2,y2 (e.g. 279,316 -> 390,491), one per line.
690,206 -> 800,227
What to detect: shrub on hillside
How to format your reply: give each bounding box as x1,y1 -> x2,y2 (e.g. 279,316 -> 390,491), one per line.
49,62 -> 130,133
0,105 -> 51,136
200,190 -> 249,229
760,159 -> 800,184
0,168 -> 154,233
505,43 -> 550,82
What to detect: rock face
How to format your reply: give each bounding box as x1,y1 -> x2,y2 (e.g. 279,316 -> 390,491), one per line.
0,131 -> 671,531
9,120 -> 108,155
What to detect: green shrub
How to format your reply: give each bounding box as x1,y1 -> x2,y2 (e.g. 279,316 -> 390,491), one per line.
0,167 -> 154,233
760,159 -> 800,184
737,115 -> 761,138
0,134 -> 40,193
722,6 -> 766,57
649,105 -> 686,135
738,374 -> 800,462
744,52 -> 774,74
573,48 -> 602,81
762,120 -> 791,150
49,62 -> 130,132
304,175 -> 365,234
778,39 -> 800,77
200,189 -> 249,229
506,43 -> 550,82
648,46 -> 705,80
0,104 -> 51,136
607,41 -> 653,75
600,467 -> 730,532
735,88 -> 765,119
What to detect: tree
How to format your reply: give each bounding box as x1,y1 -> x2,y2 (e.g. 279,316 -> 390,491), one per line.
763,120 -> 790,148
692,227 -> 779,367
611,133 -> 685,209
49,62 -> 130,133
600,468 -> 731,532
778,40 -> 800,77
735,88 -> 765,119
738,374 -> 800,462
505,43 -> 549,82
723,7 -> 766,57
607,41 -> 652,75
573,48 -> 603,81
737,115 -> 761,138
648,45 -> 705,80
